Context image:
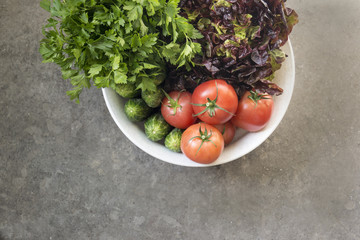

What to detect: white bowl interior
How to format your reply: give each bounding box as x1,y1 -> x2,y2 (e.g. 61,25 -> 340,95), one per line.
102,40 -> 295,167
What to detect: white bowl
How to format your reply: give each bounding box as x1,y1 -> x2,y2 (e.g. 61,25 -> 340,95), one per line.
102,40 -> 295,167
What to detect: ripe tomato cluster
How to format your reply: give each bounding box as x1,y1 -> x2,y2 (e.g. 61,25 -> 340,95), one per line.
161,79 -> 274,164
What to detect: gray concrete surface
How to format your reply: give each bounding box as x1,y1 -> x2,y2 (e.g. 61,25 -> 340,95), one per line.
1,0 -> 360,239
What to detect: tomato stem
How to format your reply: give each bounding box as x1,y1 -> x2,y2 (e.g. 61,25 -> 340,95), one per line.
189,124 -> 217,155
248,90 -> 270,107
221,125 -> 226,135
192,81 -> 234,118
162,89 -> 183,116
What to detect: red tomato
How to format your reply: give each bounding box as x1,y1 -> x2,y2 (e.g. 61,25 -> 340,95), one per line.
191,79 -> 238,125
231,91 -> 274,132
213,121 -> 236,145
181,123 -> 224,164
161,91 -> 197,129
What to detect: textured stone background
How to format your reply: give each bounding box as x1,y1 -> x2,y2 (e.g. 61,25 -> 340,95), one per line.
1,0 -> 360,239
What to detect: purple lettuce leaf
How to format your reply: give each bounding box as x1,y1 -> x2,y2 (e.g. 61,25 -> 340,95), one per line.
168,0 -> 298,98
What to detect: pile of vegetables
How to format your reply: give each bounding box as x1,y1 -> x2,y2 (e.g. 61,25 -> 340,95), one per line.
132,79 -> 274,163
39,0 -> 297,164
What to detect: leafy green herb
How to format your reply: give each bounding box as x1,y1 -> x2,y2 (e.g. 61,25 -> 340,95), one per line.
39,0 -> 203,102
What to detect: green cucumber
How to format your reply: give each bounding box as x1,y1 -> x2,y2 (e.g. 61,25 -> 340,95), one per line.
141,87 -> 164,108
165,128 -> 183,152
115,83 -> 140,99
124,98 -> 152,122
144,113 -> 172,141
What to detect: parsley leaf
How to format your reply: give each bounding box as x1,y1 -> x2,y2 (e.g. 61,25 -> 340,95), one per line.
40,0 -> 203,102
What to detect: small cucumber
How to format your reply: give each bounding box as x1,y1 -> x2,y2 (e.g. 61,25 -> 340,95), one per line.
141,87 -> 164,108
124,98 -> 152,122
115,83 -> 140,99
144,113 -> 172,142
165,128 -> 183,153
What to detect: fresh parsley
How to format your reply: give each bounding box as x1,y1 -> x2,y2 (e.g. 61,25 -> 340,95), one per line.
39,0 -> 203,102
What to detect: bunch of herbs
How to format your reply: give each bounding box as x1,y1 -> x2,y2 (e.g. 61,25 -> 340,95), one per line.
39,0 -> 203,102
